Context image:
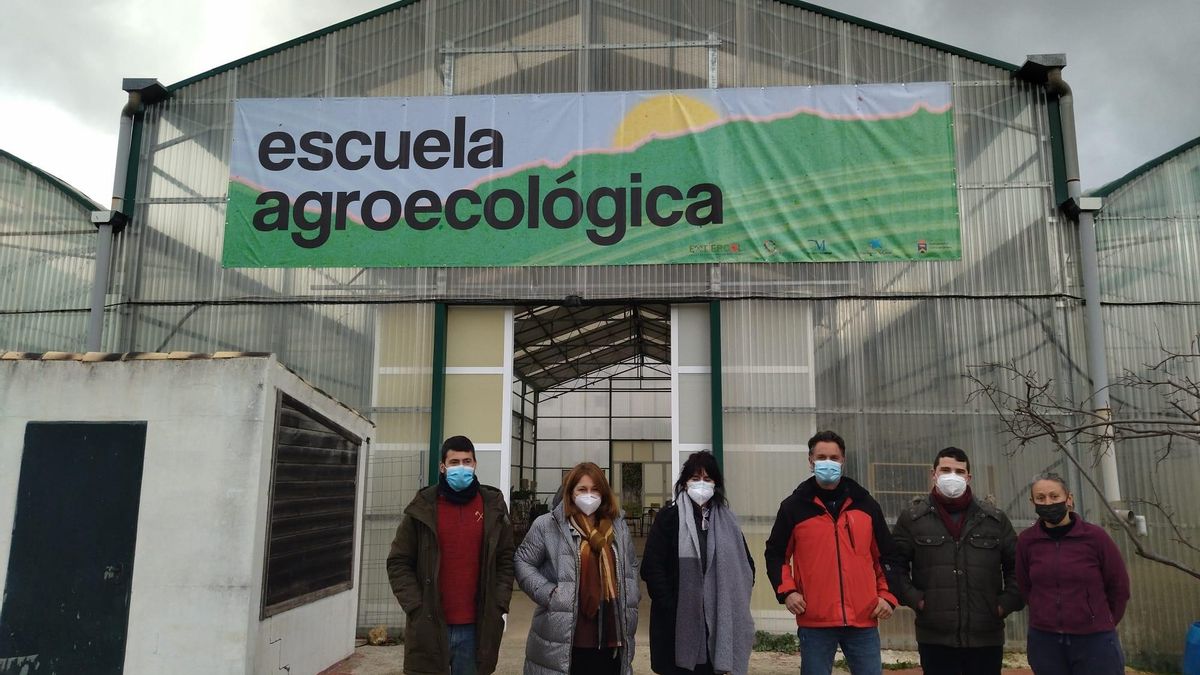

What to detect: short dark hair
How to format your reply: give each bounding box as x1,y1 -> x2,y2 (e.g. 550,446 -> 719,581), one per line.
933,447 -> 970,472
807,430 -> 846,456
440,435 -> 476,462
674,451 -> 728,507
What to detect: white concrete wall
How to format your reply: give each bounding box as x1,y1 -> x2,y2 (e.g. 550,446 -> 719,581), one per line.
0,357 -> 373,675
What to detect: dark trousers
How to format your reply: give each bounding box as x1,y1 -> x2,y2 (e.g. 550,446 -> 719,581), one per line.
917,643 -> 1003,675
570,647 -> 621,675
1026,628 -> 1125,675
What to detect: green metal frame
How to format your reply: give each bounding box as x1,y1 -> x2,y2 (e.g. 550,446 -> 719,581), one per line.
1047,98 -> 1070,208
0,148 -> 101,213
427,302 -> 448,485
708,300 -> 723,470
165,0 -> 1017,95
123,115 -> 145,219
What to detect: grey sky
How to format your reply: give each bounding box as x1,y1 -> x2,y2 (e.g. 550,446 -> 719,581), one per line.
2,0 -> 1196,205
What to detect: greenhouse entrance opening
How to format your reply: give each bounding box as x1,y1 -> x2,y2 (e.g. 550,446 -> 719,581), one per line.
509,303 -> 675,541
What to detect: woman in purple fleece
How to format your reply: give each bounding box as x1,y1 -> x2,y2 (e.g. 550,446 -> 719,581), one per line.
1016,473 -> 1131,675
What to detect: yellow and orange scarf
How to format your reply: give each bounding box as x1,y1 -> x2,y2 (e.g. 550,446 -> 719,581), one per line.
571,512 -> 619,618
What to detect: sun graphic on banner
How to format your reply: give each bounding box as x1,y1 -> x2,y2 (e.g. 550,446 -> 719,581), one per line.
612,93 -> 722,148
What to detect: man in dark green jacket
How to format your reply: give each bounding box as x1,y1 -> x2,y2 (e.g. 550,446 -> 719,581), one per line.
885,447 -> 1024,675
387,436 -> 515,675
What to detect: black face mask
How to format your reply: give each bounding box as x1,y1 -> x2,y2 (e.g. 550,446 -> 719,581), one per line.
1035,501 -> 1069,524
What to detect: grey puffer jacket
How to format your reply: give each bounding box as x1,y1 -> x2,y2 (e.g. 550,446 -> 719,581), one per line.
514,503 -> 640,675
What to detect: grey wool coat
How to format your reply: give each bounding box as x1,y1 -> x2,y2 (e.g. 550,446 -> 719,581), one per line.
514,503 -> 640,675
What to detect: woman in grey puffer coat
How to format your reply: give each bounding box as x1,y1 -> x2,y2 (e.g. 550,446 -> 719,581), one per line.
515,463 -> 640,675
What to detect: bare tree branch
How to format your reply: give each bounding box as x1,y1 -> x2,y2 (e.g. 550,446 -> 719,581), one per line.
965,347 -> 1200,583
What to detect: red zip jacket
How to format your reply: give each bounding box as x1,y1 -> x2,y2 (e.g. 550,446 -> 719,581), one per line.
765,477 -> 898,628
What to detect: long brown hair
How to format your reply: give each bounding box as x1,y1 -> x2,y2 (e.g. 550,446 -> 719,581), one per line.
562,462 -> 620,521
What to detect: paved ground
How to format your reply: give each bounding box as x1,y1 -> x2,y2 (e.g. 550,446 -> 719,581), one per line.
325,533 -> 1146,675
324,587 -> 1046,675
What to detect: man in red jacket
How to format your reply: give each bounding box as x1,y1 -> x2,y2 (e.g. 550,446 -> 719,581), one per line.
765,430 -> 897,675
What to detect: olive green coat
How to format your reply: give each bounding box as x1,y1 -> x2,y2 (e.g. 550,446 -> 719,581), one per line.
387,484 -> 515,674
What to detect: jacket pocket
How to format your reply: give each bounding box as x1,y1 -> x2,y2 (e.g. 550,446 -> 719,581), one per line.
967,535 -> 999,550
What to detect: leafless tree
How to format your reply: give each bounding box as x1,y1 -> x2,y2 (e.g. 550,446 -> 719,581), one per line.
965,335 -> 1200,582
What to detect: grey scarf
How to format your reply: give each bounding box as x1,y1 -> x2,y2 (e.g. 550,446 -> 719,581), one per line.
675,491 -> 755,675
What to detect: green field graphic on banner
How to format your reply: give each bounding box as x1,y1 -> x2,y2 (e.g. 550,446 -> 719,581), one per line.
223,85 -> 959,267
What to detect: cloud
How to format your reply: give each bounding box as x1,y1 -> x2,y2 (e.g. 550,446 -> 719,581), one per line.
1,0 -> 1196,202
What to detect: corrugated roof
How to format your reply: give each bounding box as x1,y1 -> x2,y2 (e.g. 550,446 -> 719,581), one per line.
167,0 -> 1018,93
1090,134 -> 1200,198
0,148 -> 102,213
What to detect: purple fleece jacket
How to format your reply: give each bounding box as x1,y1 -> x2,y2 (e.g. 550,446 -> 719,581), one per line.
1016,513 -> 1131,634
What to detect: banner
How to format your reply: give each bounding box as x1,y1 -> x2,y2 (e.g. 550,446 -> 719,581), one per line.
224,83 -> 959,268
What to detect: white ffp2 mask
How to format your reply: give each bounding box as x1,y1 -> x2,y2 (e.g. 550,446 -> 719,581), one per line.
574,493 -> 601,516
687,481 -> 715,506
935,473 -> 968,499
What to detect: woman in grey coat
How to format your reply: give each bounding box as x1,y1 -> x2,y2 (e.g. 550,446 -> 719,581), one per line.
515,462 -> 640,675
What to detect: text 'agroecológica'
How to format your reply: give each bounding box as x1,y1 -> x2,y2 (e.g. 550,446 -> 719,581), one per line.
247,117 -> 724,248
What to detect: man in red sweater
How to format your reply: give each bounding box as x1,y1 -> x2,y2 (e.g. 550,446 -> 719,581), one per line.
388,436 -> 515,675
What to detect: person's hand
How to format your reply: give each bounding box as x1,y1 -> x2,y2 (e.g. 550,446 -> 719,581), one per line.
917,599 -> 925,611
871,597 -> 894,620
996,606 -> 1005,618
785,592 -> 807,616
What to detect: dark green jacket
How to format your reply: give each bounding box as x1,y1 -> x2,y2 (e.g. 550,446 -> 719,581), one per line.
886,495 -> 1024,648
386,484 -> 515,674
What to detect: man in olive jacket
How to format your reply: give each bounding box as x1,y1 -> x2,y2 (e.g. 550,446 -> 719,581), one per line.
886,448 -> 1024,675
387,436 -> 515,675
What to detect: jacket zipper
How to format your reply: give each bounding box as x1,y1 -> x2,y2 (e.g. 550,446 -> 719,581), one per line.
1054,540 -> 1063,632
954,537 -> 964,647
832,510 -> 848,625
563,514 -> 581,671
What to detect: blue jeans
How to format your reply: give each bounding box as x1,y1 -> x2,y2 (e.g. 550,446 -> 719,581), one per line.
798,627 -> 882,675
447,623 -> 477,675
1026,628 -> 1124,675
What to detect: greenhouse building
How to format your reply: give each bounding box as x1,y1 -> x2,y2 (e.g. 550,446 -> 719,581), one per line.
2,0 -> 1198,665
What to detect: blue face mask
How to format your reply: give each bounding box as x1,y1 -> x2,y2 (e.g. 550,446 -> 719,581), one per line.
813,459 -> 842,486
445,465 -> 475,491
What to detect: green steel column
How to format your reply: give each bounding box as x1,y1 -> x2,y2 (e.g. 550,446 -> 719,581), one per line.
708,300 -> 723,469
428,303 -> 448,485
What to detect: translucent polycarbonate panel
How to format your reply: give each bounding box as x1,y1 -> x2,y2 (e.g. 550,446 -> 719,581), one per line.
1079,141 -> 1200,662
673,304 -> 711,455
91,0 -> 1095,647
445,374 -> 505,443
0,153 -> 97,351
675,304 -> 710,367
126,302 -> 374,408
534,359 -> 670,503
676,373 -> 712,445
1098,302 -> 1200,663
121,0 -> 1054,315
446,306 -> 507,366
719,296 -> 1087,640
360,303 -> 434,631
1096,141 -> 1200,303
